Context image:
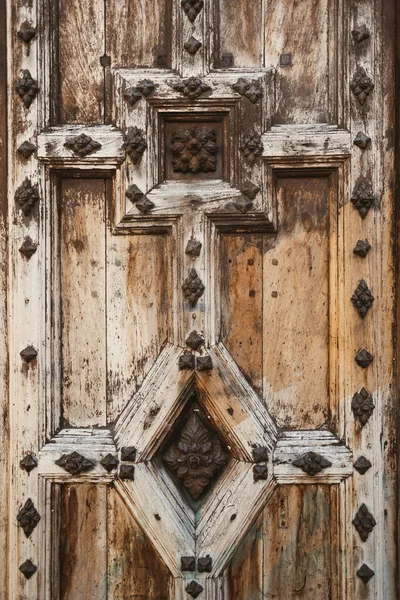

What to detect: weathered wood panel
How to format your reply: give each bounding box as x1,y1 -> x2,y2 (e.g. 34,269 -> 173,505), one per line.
263,175 -> 332,429
262,485 -> 335,599
107,486 -> 172,599
106,0 -> 173,69
59,484 -> 107,600
265,0 -> 329,124
214,0 -> 262,68
60,178 -> 107,427
220,234 -> 263,395
58,0 -> 105,123
225,514 -> 263,600
107,233 -> 171,422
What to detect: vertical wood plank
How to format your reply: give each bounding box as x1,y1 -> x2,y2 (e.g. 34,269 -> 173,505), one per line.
107,233 -> 171,422
262,485 -> 334,599
263,175 -> 331,429
264,0 -> 329,124
106,0 -> 173,69
107,486 -> 172,599
214,0 -> 262,68
60,178 -> 107,427
219,234 -> 263,396
58,0 -> 105,123
59,484 -> 107,600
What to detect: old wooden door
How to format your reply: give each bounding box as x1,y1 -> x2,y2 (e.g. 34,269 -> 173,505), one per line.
1,0 -> 397,598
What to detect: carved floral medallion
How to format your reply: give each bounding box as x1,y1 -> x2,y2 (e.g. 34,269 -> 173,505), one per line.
173,76 -> 211,100
171,128 -> 217,174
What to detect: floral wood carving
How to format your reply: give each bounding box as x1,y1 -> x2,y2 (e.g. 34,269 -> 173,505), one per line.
171,128 -> 217,174
181,0 -> 204,22
17,498 -> 40,537
123,126 -> 147,163
163,412 -> 228,499
15,70 -> 39,108
293,452 -> 332,476
15,178 -> 40,216
55,451 -> 95,475
353,503 -> 376,541
173,76 -> 211,100
240,130 -> 264,166
357,564 -> 375,583
184,36 -> 202,55
232,77 -> 263,103
351,279 -> 374,317
19,559 -> 37,579
350,67 -> 374,105
182,269 -> 205,304
351,177 -> 375,218
352,388 -> 375,426
64,133 -> 101,157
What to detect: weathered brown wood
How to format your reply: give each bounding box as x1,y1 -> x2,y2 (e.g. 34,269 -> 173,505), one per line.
263,175 -> 333,429
220,234 -> 263,396
58,0 -> 105,124
106,0 -> 173,69
107,486 -> 172,599
225,514 -> 263,600
214,0 -> 262,68
59,484 -> 107,600
60,178 -> 107,427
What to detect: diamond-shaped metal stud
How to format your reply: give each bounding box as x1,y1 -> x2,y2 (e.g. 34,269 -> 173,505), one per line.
252,446 -> 268,463
19,559 -> 37,579
17,498 -> 40,537
185,239 -> 202,256
126,184 -> 145,203
121,447 -> 137,462
17,140 -> 36,159
241,181 -> 260,200
355,348 -> 373,369
197,355 -> 213,371
293,452 -> 332,476
353,504 -> 376,542
181,0 -> 204,22
354,456 -> 372,475
20,454 -> 38,473
353,239 -> 371,258
55,452 -> 95,475
179,354 -> 195,370
182,269 -> 205,305
351,24 -> 370,43
20,345 -> 37,363
185,580 -> 204,598
19,236 -> 37,259
100,453 -> 119,472
352,388 -> 375,426
181,556 -> 196,571
64,133 -> 101,157
136,79 -> 155,97
353,131 -> 371,149
15,70 -> 39,108
351,279 -> 374,318
232,196 -> 253,214
198,555 -> 212,573
253,465 -> 268,481
15,178 -> 40,216
184,36 -> 202,55
186,330 -> 204,351
351,177 -> 375,218
17,22 -> 37,43
357,563 -> 375,583
119,464 -> 135,480
136,196 -> 155,214
123,87 -> 141,106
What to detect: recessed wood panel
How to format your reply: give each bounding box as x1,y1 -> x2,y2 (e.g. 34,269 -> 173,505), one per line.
225,514 -> 263,599
214,0 -> 262,68
107,487 -> 172,599
106,0 -> 172,68
220,234 -> 263,396
60,178 -> 107,427
57,0 -> 105,124
264,175 -> 332,429
59,484 -> 107,600
265,0 -> 329,124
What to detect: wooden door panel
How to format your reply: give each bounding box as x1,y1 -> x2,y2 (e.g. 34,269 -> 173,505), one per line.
4,0 -> 397,599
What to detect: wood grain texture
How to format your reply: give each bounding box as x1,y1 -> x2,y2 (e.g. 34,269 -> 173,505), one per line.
58,0 -> 105,123
60,178 -> 107,427
220,234 -> 263,396
262,485 -> 335,599
265,0 -> 329,124
106,0 -> 172,69
263,175 -> 331,429
107,486 -> 172,599
215,0 -> 262,68
59,484 -> 107,600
